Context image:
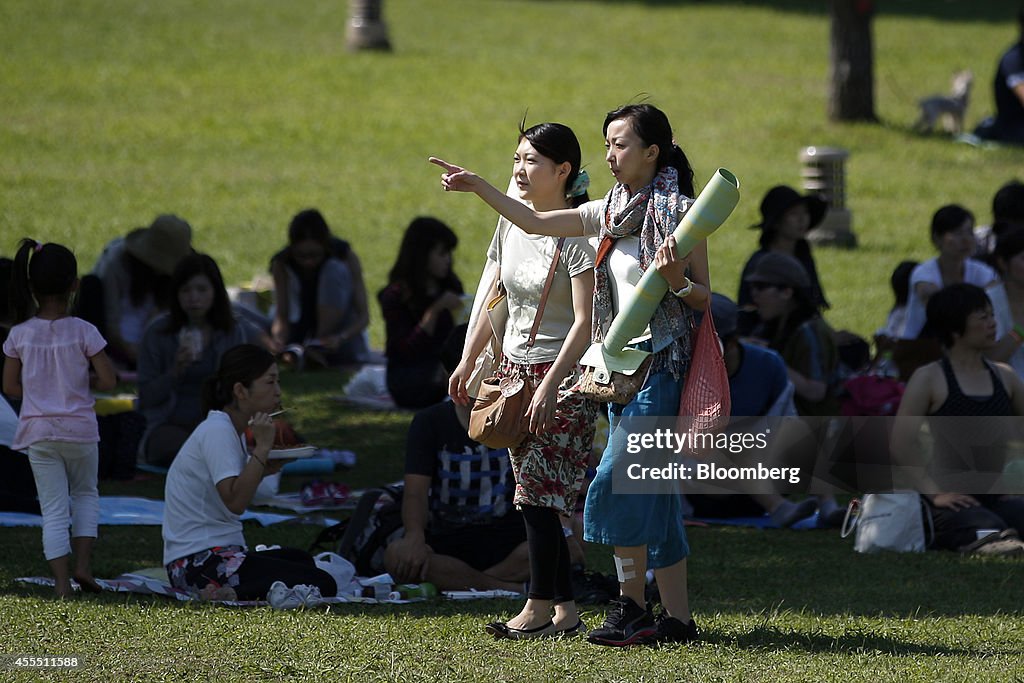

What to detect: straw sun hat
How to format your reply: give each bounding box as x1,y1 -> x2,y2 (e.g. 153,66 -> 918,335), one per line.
124,214 -> 193,275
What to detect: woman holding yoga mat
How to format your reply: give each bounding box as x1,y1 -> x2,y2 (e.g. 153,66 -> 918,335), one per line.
434,103 -> 707,646
447,121 -> 597,640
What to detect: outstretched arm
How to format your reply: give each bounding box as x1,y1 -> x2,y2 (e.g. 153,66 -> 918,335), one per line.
429,157 -> 586,238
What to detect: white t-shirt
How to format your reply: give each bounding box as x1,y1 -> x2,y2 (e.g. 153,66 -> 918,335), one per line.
580,199 -> 679,343
162,410 -> 249,565
487,218 -> 595,363
899,257 -> 1000,339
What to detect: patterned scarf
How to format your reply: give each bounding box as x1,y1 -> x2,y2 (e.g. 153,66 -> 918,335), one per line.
593,166 -> 696,378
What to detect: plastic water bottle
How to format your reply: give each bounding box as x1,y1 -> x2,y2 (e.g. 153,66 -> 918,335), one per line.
388,583 -> 438,600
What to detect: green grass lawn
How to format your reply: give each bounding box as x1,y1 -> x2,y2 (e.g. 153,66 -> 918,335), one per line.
2,0 -> 1023,344
3,1 -> 1024,680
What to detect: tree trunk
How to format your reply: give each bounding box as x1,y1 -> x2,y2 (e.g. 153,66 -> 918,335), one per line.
346,0 -> 391,51
828,0 -> 877,122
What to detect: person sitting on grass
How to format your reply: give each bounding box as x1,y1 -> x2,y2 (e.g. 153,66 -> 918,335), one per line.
891,284 -> 1024,555
137,253 -> 250,467
685,293 -> 822,528
736,185 -> 829,336
875,260 -> 918,351
269,208 -> 369,367
744,254 -> 846,525
899,204 -> 999,341
384,325 -> 585,593
973,179 -> 1024,259
162,344 -> 337,601
378,216 -> 465,409
80,214 -> 194,370
971,6 -> 1024,147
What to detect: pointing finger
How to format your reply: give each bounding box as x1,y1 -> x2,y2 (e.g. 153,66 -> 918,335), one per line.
428,157 -> 457,172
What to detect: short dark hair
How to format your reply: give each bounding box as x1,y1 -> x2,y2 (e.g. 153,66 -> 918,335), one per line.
925,283 -> 992,348
930,204 -> 974,241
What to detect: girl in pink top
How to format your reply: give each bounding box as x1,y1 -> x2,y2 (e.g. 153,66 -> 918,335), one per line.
2,240 -> 117,598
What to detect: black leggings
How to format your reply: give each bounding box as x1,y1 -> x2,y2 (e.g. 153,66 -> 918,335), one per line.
521,505 -> 573,604
234,547 -> 338,600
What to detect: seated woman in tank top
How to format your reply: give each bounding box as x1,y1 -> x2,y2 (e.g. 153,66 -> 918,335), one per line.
892,283 -> 1024,553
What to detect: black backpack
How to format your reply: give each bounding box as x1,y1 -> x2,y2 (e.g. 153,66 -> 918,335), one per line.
309,484 -> 404,576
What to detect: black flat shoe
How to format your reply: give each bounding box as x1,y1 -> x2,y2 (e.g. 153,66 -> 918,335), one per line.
485,620 -> 555,640
485,621 -> 510,638
555,619 -> 587,638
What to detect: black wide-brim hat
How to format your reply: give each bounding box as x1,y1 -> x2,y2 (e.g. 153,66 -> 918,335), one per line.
752,185 -> 828,231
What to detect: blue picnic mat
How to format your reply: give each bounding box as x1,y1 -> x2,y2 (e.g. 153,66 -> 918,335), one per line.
0,496 -> 305,527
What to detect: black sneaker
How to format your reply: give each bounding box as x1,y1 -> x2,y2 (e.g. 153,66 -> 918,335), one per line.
586,596 -> 657,647
654,612 -> 699,644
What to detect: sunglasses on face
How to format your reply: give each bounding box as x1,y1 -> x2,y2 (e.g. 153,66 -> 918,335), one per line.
749,281 -> 779,292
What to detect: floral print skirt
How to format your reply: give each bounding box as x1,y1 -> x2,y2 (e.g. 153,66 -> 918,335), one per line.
166,546 -> 246,595
499,356 -> 598,515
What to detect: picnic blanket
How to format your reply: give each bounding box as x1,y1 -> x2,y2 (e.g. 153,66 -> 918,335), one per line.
265,491 -> 359,513
0,496 -> 324,528
15,569 -> 520,606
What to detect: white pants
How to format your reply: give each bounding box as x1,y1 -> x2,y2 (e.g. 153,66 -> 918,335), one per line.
26,441 -> 99,560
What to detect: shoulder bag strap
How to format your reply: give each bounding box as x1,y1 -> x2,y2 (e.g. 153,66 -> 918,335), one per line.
525,237 -> 565,351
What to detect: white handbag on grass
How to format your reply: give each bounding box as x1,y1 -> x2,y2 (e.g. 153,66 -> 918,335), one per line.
840,491 -> 934,553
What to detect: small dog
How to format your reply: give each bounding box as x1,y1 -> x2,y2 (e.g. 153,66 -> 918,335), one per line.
914,69 -> 973,135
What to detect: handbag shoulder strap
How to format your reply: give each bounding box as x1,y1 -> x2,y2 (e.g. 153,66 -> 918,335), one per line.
494,217 -> 511,292
525,237 -> 565,350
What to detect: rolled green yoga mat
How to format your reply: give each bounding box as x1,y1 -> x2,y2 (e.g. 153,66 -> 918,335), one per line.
588,168 -> 740,374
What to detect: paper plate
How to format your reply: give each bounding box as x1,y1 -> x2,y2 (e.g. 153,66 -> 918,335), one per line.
267,446 -> 318,460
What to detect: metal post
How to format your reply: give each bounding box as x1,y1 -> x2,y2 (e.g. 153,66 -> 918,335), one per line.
346,0 -> 391,52
800,146 -> 856,248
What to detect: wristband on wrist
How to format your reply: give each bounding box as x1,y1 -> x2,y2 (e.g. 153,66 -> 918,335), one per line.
670,277 -> 693,299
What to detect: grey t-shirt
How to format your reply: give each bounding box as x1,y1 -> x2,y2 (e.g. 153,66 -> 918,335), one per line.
487,217 -> 595,363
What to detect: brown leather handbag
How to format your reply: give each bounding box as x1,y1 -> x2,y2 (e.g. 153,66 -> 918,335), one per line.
576,354 -> 653,405
468,238 -> 564,449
